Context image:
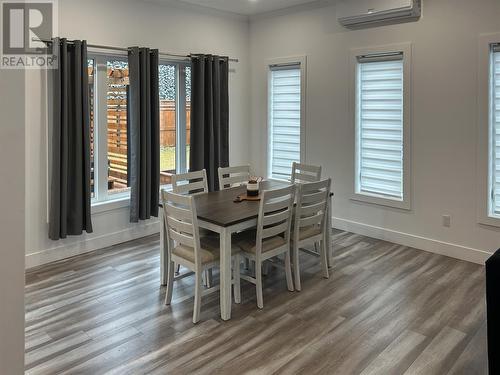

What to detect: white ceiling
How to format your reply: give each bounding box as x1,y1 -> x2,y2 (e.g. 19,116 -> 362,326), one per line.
170,0 -> 322,16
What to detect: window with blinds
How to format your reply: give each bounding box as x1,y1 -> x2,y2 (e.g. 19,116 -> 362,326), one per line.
356,53 -> 404,200
268,64 -> 302,180
491,46 -> 500,216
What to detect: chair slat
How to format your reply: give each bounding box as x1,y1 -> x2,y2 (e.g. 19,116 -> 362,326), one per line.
165,204 -> 192,221
299,212 -> 324,228
262,221 -> 289,239
167,216 -> 194,235
291,162 -> 321,184
299,201 -> 325,217
263,209 -> 290,226
301,190 -> 328,205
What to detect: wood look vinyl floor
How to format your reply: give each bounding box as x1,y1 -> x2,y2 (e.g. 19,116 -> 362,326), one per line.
25,230 -> 488,374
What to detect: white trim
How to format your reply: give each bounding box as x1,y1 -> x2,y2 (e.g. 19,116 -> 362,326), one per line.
477,33 -> 500,228
333,217 -> 491,265
26,221 -> 160,269
350,43 -> 412,210
266,55 -> 307,180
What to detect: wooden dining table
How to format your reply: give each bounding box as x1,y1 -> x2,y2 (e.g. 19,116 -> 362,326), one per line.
159,179 -> 333,321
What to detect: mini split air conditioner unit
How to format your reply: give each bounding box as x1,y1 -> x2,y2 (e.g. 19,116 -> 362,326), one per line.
337,0 -> 421,28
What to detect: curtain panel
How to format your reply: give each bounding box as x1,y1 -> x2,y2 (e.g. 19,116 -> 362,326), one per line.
128,47 -> 160,222
189,54 -> 229,191
49,38 -> 93,240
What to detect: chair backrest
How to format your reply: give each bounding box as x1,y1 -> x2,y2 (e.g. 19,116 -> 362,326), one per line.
172,169 -> 208,195
291,162 -> 322,184
293,178 -> 331,242
161,190 -> 202,265
255,185 -> 296,257
218,165 -> 251,190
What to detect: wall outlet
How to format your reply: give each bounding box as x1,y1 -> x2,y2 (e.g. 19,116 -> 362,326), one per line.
442,215 -> 451,228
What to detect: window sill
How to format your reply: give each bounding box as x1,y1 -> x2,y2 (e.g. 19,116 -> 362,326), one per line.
478,214 -> 500,229
351,192 -> 411,211
91,197 -> 130,214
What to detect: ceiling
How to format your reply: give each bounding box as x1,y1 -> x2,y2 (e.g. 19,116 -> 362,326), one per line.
169,0 -> 323,16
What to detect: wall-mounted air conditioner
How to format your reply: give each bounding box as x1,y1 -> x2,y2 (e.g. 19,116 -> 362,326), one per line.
337,0 -> 421,29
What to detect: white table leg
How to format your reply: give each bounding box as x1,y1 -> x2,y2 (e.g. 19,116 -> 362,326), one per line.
326,195 -> 333,268
160,211 -> 168,286
220,227 -> 232,321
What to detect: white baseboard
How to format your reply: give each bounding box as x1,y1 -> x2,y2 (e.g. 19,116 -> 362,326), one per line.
25,221 -> 161,269
333,217 -> 491,265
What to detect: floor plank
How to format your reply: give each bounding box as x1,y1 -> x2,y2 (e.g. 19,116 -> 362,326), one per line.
25,230 -> 488,374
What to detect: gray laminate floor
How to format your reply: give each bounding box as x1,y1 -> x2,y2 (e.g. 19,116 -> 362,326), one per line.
25,230 -> 488,374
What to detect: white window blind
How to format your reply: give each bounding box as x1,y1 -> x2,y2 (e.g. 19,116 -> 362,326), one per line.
269,64 -> 301,180
491,47 -> 500,216
356,53 -> 404,200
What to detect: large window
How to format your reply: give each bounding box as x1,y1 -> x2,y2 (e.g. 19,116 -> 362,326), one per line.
353,45 -> 411,209
490,44 -> 500,218
89,54 -> 191,204
267,58 -> 305,180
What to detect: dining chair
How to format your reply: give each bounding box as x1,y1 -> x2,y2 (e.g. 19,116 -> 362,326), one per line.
161,190 -> 241,323
172,169 -> 213,286
291,162 -> 322,184
218,165 -> 251,190
233,185 -> 295,308
172,169 -> 208,195
291,178 -> 331,291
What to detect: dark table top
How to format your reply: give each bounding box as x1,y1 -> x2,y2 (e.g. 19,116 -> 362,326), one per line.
194,180 -> 291,228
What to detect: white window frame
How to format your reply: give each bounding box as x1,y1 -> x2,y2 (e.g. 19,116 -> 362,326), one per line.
266,56 -> 307,181
89,51 -> 191,209
350,43 -> 412,210
90,52 -> 131,207
477,33 -> 500,227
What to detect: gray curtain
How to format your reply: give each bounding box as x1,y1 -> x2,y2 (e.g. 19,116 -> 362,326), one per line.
49,38 -> 93,240
189,54 -> 229,191
128,47 -> 160,222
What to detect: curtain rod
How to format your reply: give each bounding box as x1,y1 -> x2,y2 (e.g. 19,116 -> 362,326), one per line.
32,38 -> 239,63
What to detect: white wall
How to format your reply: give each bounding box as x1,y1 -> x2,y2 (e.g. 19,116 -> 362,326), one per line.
0,70 -> 25,373
25,0 -> 250,267
249,0 -> 500,263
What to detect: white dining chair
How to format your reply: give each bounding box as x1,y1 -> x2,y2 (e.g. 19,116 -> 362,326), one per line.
172,169 -> 208,195
218,165 -> 251,190
291,162 -> 322,184
171,169 -> 213,286
291,178 -> 331,291
161,190 -> 241,323
233,185 -> 295,308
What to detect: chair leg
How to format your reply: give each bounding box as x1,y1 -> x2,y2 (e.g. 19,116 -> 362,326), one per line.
320,239 -> 329,279
314,241 -> 319,253
204,269 -> 213,288
164,260 -> 175,305
233,255 -> 241,304
244,258 -> 250,270
293,244 -> 301,292
175,263 -> 181,275
262,261 -> 270,276
285,250 -> 295,292
255,260 -> 264,309
193,268 -> 203,324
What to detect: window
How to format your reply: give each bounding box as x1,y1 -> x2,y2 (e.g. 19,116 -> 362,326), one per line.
489,44 -> 500,218
352,45 -> 411,209
89,54 -> 191,205
267,58 -> 305,180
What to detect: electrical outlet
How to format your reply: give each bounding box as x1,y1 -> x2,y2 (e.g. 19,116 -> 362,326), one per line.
442,215 -> 451,228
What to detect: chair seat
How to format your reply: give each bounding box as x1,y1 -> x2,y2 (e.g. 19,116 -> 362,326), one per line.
172,236 -> 221,265
292,225 -> 322,242
233,230 -> 287,254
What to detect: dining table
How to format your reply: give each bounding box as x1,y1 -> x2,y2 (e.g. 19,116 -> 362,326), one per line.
159,179 -> 333,321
